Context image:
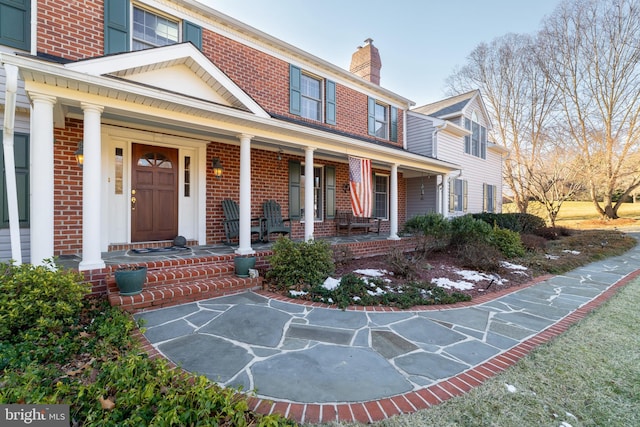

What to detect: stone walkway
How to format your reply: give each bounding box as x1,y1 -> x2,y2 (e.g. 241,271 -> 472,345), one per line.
134,240 -> 640,424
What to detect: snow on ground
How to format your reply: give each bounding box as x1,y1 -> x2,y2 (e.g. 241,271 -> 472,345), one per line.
353,268 -> 391,277
563,250 -> 581,255
431,277 -> 475,291
501,261 -> 528,271
323,276 -> 341,291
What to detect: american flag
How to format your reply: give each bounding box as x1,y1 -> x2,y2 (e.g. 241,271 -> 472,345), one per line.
349,156 -> 372,217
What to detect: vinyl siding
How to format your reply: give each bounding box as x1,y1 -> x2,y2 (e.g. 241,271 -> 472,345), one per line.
0,228 -> 30,262
406,113 -> 435,157
406,177 -> 438,219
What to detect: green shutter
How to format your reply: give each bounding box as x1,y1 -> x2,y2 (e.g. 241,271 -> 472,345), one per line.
463,180 -> 468,212
0,0 -> 30,50
288,160 -> 301,220
0,133 -> 29,227
104,0 -> 130,54
326,80 -> 336,125
183,21 -> 202,50
289,64 -> 301,115
448,178 -> 454,212
325,166 -> 336,219
390,106 -> 398,142
367,97 -> 376,135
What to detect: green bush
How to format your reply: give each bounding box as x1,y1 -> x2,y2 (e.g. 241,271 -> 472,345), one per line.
473,212 -> 546,234
404,213 -> 451,254
455,241 -> 502,272
449,215 -> 493,247
266,237 -> 335,290
489,226 -> 526,258
0,260 -> 89,342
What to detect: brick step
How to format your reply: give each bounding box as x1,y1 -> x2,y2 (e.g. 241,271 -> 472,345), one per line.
106,254 -> 267,313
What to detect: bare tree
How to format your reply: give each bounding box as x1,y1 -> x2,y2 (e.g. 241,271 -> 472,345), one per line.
537,0 -> 640,219
447,33 -> 558,214
527,144 -> 583,227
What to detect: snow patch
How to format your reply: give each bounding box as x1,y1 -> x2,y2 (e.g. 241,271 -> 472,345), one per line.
563,250 -> 581,255
505,383 -> 517,393
500,261 -> 528,271
431,277 -> 475,291
354,268 -> 389,277
323,277 -> 341,291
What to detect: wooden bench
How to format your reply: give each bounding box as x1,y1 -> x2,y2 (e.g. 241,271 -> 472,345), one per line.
335,210 -> 381,236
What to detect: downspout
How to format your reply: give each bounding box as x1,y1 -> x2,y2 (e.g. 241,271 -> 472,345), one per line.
1,62 -> 23,264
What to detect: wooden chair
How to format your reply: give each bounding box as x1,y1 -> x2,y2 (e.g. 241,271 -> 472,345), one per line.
222,199 -> 263,244
262,199 -> 292,242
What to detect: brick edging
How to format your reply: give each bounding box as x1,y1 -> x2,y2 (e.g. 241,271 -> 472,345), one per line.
130,269 -> 640,425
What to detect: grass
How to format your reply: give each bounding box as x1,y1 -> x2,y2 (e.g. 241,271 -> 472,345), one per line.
504,200 -> 640,227
313,274 -> 640,427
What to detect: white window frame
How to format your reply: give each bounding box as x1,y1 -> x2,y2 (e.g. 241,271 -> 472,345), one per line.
464,111 -> 487,159
374,103 -> 388,139
484,183 -> 497,213
300,164 -> 324,221
132,5 -> 180,51
300,73 -> 323,122
373,173 -> 389,220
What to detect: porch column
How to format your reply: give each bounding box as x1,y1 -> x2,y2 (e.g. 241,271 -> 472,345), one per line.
29,93 -> 56,266
388,163 -> 400,240
236,134 -> 254,256
304,147 -> 315,241
78,103 -> 105,271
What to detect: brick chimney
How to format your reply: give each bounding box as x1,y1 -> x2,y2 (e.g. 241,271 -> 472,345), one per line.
349,38 -> 382,85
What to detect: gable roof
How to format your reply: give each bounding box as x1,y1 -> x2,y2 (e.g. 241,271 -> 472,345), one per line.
65,43 -> 269,118
412,90 -> 478,118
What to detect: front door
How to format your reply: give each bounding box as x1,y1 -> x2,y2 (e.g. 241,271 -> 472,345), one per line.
131,143 -> 178,242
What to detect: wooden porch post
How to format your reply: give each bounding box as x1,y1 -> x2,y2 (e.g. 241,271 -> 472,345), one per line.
388,163 -> 400,240
236,134 -> 255,256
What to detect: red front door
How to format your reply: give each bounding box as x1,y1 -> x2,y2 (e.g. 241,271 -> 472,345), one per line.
131,144 -> 178,242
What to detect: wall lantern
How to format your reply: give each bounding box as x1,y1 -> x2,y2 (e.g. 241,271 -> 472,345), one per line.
74,141 -> 84,168
212,158 -> 224,179
342,183 -> 350,193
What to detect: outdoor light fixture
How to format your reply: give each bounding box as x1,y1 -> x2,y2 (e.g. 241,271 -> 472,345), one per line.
74,141 -> 84,167
212,158 -> 223,179
343,183 -> 350,193
420,175 -> 425,200
278,147 -> 283,161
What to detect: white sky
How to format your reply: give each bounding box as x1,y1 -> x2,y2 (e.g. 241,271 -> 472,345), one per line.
197,0 -> 564,106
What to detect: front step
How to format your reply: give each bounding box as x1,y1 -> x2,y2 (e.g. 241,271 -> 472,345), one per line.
106,254 -> 266,313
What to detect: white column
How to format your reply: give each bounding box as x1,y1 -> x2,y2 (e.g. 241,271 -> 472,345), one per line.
78,103 -> 105,270
388,163 -> 400,240
29,93 -> 56,266
236,134 -> 254,255
304,147 -> 315,241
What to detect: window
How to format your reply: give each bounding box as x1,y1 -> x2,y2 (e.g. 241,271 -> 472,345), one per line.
289,65 -> 336,124
300,166 -> 323,220
184,156 -> 191,197
373,174 -> 389,219
132,6 -> 179,50
0,0 -> 30,50
484,184 -> 497,212
449,178 -> 468,213
114,148 -> 123,195
104,0 -> 202,54
368,97 -> 398,142
300,74 -> 322,121
464,112 -> 487,159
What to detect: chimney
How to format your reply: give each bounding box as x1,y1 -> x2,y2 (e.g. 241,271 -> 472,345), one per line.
349,38 -> 382,85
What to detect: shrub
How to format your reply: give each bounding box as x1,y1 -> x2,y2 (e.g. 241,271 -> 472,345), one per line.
473,212 -> 546,234
0,260 -> 89,342
266,237 -> 335,290
332,245 -> 354,267
449,215 -> 493,248
404,213 -> 451,254
386,248 -> 417,279
521,233 -> 548,251
489,226 -> 526,258
455,241 -> 502,272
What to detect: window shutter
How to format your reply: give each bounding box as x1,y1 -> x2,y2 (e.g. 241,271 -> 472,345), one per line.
483,183 -> 488,212
104,0 -> 130,54
390,106 -> 398,142
448,178 -> 454,212
325,80 -> 336,125
0,0 -> 30,50
289,64 -> 301,115
325,166 -> 336,219
492,185 -> 497,212
463,180 -> 468,212
367,97 -> 376,135
183,21 -> 202,50
1,133 -> 29,227
288,160 -> 301,220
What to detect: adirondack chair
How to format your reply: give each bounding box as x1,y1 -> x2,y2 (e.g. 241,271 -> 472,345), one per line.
262,199 -> 292,242
222,199 -> 264,244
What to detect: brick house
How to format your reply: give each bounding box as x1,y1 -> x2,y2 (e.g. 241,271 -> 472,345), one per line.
1,0 -> 502,274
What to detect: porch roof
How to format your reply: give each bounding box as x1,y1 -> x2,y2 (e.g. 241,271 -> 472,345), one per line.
1,50 -> 459,176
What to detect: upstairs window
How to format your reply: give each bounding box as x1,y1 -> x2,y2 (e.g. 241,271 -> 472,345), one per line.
464,112 -> 487,159
368,97 -> 398,142
104,0 -> 202,54
289,65 -> 336,125
132,7 -> 179,50
0,0 -> 30,50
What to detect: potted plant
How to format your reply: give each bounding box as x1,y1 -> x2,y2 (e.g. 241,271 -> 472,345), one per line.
234,255 -> 256,278
114,265 -> 147,295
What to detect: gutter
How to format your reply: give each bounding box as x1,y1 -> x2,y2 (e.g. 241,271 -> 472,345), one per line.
1,62 -> 22,264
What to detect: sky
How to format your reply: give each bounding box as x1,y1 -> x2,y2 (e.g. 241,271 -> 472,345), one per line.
198,0 -> 564,106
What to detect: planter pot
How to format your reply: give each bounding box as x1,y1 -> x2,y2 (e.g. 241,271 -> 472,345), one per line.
234,256 -> 256,277
114,266 -> 147,296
